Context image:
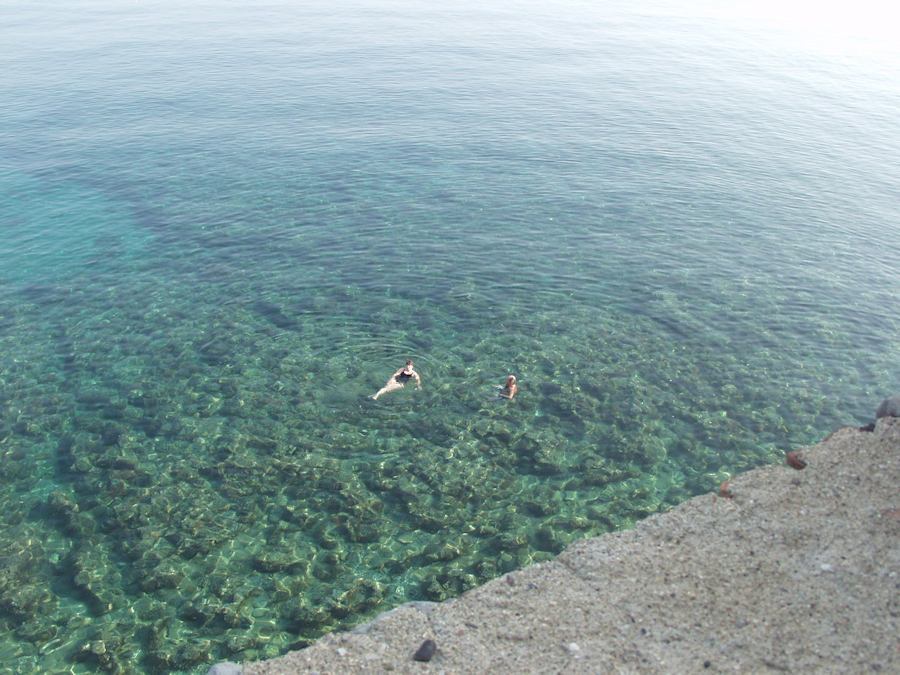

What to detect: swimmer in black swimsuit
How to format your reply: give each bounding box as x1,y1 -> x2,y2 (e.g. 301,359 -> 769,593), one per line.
372,360 -> 421,400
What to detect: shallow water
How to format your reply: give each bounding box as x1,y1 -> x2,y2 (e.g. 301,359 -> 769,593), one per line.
1,0 -> 898,671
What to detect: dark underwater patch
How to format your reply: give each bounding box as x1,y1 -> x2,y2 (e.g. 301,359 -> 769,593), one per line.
251,300 -> 300,331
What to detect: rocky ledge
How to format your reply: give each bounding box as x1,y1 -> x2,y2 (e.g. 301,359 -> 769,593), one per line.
213,399 -> 899,674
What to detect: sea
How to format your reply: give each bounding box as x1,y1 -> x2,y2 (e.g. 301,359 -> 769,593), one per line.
1,0 -> 898,671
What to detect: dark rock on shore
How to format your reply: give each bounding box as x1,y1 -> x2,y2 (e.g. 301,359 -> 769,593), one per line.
876,395 -> 900,419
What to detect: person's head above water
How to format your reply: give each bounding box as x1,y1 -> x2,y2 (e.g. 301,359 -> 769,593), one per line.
404,360 -> 414,370
499,374 -> 518,399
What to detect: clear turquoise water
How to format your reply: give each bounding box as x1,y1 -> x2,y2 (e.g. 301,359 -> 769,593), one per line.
1,0 -> 898,671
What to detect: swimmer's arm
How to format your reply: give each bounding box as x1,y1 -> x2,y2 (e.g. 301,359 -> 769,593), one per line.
413,370 -> 422,388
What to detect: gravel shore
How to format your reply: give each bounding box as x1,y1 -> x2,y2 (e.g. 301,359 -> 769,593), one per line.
216,412 -> 899,674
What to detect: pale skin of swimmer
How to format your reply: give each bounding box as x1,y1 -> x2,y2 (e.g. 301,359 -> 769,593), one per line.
372,360 -> 421,400
499,374 -> 518,399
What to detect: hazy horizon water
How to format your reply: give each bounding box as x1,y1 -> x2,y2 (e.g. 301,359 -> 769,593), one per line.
1,0 -> 898,671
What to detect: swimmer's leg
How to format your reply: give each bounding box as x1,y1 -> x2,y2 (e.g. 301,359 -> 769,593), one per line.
372,380 -> 403,400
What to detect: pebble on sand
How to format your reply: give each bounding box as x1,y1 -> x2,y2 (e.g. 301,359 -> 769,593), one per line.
413,639 -> 436,662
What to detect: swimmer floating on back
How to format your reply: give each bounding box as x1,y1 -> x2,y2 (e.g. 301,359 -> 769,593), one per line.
372,359 -> 421,400
499,374 -> 518,400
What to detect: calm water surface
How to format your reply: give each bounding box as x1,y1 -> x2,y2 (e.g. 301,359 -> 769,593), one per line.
1,0 -> 898,671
